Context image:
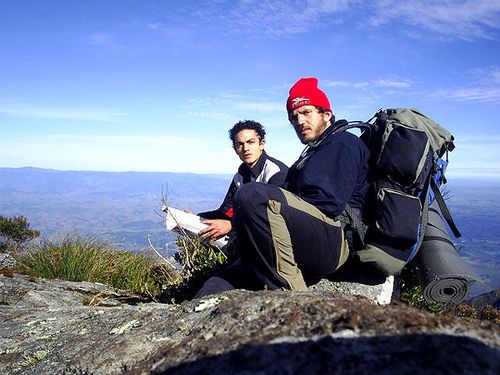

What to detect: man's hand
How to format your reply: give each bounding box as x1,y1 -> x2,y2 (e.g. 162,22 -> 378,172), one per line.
199,219 -> 232,239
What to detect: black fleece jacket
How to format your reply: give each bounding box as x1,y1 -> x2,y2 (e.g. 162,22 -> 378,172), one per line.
283,120 -> 370,219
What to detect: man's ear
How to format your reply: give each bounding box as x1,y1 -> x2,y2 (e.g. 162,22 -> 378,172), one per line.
322,111 -> 332,123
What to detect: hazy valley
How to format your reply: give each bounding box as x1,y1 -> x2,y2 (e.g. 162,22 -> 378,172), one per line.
0,167 -> 232,256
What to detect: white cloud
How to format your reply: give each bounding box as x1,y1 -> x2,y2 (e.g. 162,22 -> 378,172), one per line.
46,134 -> 205,147
151,0 -> 500,41
369,0 -> 500,40
180,110 -> 231,121
447,168 -> 500,178
150,0 -> 359,38
456,134 -> 500,143
448,133 -> 500,171
428,67 -> 500,103
493,69 -> 500,83
234,102 -> 283,112
430,87 -> 500,102
0,106 -> 126,122
323,68 -> 500,104
87,33 -> 123,52
325,78 -> 413,89
187,92 -> 284,116
147,23 -> 162,31
222,0 -> 357,37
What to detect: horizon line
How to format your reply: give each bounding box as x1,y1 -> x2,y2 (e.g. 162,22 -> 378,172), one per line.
2,165 -> 500,180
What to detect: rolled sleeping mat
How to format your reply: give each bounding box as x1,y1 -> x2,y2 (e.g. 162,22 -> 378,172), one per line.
413,200 -> 478,305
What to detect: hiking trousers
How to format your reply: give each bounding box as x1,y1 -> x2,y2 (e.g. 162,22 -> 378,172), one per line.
233,182 -> 349,291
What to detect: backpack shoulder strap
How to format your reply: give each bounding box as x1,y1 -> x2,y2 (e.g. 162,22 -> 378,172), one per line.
333,121 -> 373,247
332,121 -> 372,136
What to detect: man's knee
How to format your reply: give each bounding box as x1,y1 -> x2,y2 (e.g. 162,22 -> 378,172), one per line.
234,183 -> 282,213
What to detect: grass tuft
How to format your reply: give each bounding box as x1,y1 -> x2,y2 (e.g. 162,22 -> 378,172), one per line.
14,234 -> 177,300
13,232 -> 227,303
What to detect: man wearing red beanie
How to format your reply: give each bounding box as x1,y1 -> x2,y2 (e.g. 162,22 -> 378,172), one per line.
196,77 -> 369,296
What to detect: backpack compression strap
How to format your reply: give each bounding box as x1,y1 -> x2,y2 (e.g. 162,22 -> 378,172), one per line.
423,206 -> 457,246
430,178 -> 462,238
409,174 -> 432,262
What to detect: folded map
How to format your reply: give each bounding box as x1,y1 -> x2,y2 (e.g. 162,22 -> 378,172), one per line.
163,206 -> 229,249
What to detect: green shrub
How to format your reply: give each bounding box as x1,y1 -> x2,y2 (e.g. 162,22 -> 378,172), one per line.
0,215 -> 39,253
14,234 -> 177,299
161,235 -> 228,302
399,267 -> 445,314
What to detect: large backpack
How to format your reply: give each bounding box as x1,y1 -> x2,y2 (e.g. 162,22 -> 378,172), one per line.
335,108 -> 461,276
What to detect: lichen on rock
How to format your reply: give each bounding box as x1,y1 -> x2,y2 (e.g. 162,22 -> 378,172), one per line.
0,274 -> 498,375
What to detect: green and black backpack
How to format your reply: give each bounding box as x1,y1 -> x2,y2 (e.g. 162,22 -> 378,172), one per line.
335,108 -> 461,276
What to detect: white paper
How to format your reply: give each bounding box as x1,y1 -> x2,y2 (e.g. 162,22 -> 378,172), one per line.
163,206 -> 229,249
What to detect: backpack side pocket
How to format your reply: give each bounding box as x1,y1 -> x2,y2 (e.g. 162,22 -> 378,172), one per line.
377,123 -> 431,188
374,187 -> 421,247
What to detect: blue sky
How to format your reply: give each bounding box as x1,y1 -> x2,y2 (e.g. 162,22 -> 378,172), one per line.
1,0 -> 500,176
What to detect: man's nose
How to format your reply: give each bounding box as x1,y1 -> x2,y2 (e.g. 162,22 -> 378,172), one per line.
293,119 -> 305,129
297,113 -> 307,124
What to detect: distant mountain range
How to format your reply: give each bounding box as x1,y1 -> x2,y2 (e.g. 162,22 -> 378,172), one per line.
0,167 -> 499,297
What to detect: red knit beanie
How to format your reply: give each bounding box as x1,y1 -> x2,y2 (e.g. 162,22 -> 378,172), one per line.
286,77 -> 332,114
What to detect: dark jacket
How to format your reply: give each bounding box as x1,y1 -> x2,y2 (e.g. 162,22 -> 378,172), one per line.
283,120 -> 369,219
199,151 -> 288,220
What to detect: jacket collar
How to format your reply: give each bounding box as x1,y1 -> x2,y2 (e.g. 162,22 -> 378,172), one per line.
308,119 -> 348,148
238,150 -> 268,182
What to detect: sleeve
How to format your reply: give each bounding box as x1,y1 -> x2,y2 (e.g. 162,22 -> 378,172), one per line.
263,156 -> 289,187
268,169 -> 288,186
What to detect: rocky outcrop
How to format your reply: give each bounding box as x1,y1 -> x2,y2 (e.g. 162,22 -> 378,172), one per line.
0,274 -> 499,374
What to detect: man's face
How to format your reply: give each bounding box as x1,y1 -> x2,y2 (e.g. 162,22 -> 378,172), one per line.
289,105 -> 332,144
233,129 -> 265,167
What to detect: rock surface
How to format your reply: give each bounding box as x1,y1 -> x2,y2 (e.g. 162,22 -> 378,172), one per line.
0,274 -> 499,375
0,252 -> 16,270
